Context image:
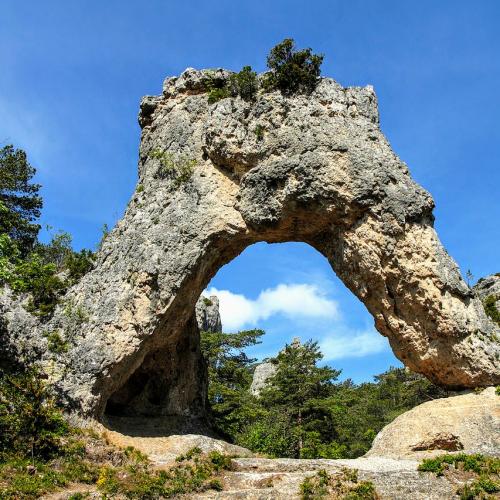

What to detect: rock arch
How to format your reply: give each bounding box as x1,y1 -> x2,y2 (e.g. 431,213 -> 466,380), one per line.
19,69 -> 498,419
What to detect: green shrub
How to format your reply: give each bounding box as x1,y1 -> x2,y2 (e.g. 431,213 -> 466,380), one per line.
228,66 -> 258,101
483,295 -> 500,326
419,453 -> 499,477
263,38 -> 324,95
208,86 -> 231,104
205,66 -> 258,103
254,124 -> 265,141
151,150 -> 197,187
0,370 -> 69,460
9,253 -> 66,318
43,330 -> 69,354
300,468 -> 377,500
202,296 -> 213,307
95,447 -> 232,498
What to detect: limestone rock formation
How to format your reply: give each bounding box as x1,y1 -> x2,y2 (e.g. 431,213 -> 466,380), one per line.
192,457 -> 470,499
1,68 -> 499,421
366,387 -> 500,459
250,338 -> 302,396
196,295 -> 222,333
474,273 -> 500,317
249,362 -> 276,396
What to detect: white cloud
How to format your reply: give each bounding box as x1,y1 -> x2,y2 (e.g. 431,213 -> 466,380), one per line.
320,328 -> 389,360
205,283 -> 339,331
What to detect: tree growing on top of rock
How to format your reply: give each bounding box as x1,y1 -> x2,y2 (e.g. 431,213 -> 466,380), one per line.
264,38 -> 324,95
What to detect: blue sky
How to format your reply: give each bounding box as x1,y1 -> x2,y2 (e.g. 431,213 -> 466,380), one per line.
1,1 -> 499,382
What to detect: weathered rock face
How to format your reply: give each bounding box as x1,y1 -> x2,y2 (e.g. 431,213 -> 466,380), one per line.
474,274 -> 500,313
366,387 -> 500,459
196,296 -> 222,333
249,362 -> 276,396
2,68 -> 499,420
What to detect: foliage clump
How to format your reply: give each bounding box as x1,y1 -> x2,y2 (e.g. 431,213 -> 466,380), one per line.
418,453 -> 500,499
483,295 -> 500,326
202,296 -> 213,307
205,66 -> 258,103
204,38 -> 323,104
254,124 -> 265,141
0,369 -> 69,461
1,145 -> 95,320
263,38 -> 324,95
43,330 -> 69,354
95,446 -> 231,498
151,150 -> 198,187
300,468 -> 378,500
0,145 -> 42,255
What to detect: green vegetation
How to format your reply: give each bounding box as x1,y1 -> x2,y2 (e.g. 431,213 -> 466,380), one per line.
205,66 -> 258,103
151,150 -> 198,187
228,65 -> 258,100
95,447 -> 231,498
0,145 -> 42,256
0,145 -> 95,320
254,124 -> 265,141
0,369 -> 69,461
43,330 -> 69,354
483,295 -> 500,326
0,370 -> 232,498
201,328 -> 264,439
204,38 -> 323,104
263,38 -> 324,95
418,454 -> 500,499
201,333 -> 452,459
300,468 -> 378,500
202,296 -> 213,307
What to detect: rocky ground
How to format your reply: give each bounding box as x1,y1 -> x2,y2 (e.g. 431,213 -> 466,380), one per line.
39,387 -> 497,499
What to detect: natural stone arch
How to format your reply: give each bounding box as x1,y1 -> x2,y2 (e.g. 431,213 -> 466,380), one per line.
9,68 -> 497,420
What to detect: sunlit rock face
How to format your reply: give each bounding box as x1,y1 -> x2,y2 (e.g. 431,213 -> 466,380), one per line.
2,68 -> 498,419
367,387 -> 500,459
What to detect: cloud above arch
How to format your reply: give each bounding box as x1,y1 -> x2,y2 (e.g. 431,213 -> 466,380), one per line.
205,283 -> 339,331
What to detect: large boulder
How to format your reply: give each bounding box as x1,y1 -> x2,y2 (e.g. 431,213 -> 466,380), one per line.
366,387 -> 500,459
1,68 -> 499,421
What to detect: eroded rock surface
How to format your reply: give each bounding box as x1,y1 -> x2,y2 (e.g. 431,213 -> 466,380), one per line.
196,295 -> 223,333
1,68 -> 499,420
250,362 -> 277,396
366,387 -> 500,459
194,457 -> 469,499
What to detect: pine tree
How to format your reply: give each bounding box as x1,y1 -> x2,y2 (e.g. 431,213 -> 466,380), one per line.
260,339 -> 341,457
0,145 -> 42,255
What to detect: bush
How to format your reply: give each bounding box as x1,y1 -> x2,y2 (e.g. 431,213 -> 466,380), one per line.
0,369 -> 69,460
206,66 -> 258,103
263,38 -> 324,95
9,254 -> 66,318
228,66 -> 258,101
151,150 -> 197,187
483,295 -> 500,326
300,468 -> 378,500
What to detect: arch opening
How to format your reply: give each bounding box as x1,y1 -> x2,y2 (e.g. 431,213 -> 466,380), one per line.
101,240 -> 398,428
